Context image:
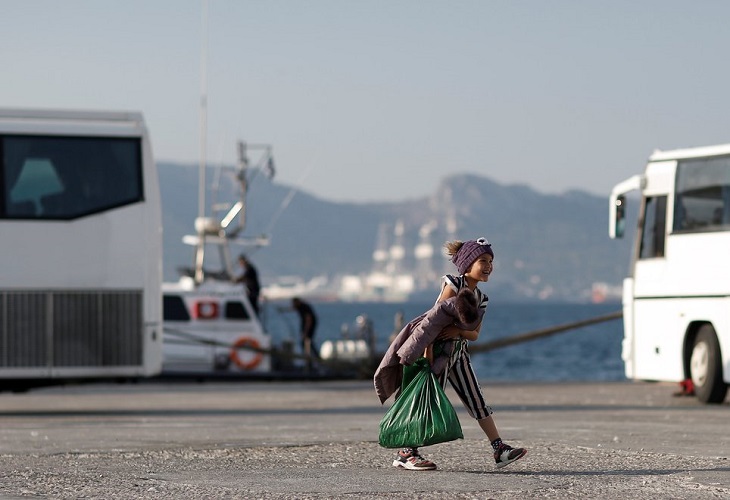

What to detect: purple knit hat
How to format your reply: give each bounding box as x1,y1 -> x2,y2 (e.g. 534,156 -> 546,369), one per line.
452,237 -> 494,275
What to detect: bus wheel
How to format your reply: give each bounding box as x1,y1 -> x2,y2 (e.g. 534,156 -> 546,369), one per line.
690,325 -> 728,404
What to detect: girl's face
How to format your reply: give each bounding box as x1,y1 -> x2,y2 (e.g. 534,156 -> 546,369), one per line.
466,254 -> 493,283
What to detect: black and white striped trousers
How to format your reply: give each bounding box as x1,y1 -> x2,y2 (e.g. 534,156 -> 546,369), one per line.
437,342 -> 494,420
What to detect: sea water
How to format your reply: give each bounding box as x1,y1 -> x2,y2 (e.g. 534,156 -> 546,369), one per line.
262,300 -> 625,382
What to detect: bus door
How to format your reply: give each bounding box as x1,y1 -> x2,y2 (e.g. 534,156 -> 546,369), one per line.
631,160 -> 677,381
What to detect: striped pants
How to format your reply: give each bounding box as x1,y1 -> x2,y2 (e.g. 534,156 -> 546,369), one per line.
437,342 -> 494,420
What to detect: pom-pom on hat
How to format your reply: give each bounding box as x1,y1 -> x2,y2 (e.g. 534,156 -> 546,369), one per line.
452,237 -> 494,275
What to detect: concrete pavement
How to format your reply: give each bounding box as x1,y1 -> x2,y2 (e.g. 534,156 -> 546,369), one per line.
0,379 -> 728,498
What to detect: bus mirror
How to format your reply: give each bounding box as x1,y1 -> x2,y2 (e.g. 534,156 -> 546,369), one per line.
614,195 -> 626,238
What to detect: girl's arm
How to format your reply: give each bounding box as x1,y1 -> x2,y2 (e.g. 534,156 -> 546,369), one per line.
438,323 -> 482,341
437,284 -> 456,302
435,283 -> 482,341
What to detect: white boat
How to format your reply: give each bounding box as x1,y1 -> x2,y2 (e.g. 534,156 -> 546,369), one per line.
162,278 -> 271,373
160,139 -> 377,377
261,275 -> 333,302
161,141 -> 276,375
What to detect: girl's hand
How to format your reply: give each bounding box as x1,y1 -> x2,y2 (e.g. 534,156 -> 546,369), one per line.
437,324 -> 481,342
436,325 -> 463,341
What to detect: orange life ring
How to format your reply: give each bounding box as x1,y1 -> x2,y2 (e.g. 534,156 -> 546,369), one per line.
230,337 -> 264,370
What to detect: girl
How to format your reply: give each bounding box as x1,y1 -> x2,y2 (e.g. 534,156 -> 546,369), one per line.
376,237 -> 527,471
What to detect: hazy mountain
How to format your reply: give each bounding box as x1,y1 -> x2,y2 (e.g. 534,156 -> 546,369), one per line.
159,162 -> 635,302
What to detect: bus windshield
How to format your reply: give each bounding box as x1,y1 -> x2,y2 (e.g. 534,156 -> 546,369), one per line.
2,135 -> 143,219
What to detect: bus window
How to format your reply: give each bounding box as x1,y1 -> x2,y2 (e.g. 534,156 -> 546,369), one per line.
639,195 -> 667,259
673,156 -> 730,232
1,135 -> 143,220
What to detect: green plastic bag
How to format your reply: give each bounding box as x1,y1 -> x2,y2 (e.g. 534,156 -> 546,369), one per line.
378,357 -> 463,448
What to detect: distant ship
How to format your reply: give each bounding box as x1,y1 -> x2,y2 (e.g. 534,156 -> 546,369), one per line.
338,220 -> 439,302
591,282 -> 623,304
260,275 -> 336,302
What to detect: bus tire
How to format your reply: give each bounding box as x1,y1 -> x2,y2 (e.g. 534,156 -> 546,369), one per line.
690,325 -> 728,404
230,337 -> 264,370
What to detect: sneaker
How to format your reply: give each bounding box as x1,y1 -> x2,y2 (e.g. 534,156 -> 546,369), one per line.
494,443 -> 527,469
392,448 -> 437,471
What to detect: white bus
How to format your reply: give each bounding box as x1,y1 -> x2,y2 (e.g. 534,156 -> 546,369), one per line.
0,108 -> 163,390
610,143 -> 730,403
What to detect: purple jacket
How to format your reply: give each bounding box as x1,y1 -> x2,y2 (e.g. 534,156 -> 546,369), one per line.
373,288 -> 483,404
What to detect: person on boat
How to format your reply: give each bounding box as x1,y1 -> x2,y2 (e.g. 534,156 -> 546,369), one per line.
354,314 -> 376,358
291,297 -> 319,362
234,254 -> 261,316
374,237 -> 527,471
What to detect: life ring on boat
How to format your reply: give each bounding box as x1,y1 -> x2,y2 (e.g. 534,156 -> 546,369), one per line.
194,300 -> 219,320
230,337 -> 263,370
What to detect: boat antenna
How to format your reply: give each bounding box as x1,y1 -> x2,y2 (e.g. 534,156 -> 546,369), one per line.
222,140 -> 275,239
263,162 -> 313,236
193,0 -> 209,285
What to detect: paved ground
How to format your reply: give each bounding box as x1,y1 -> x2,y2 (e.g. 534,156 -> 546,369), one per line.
0,379 -> 728,499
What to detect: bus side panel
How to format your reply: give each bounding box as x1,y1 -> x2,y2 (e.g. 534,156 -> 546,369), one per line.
621,277 -> 635,379
632,298 -> 685,382
666,233 -> 730,297
631,252 -> 679,381
141,133 -> 163,376
665,233 -> 730,386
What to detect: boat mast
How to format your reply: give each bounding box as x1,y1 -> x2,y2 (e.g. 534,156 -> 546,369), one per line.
194,0 -> 209,285
187,0 -> 275,283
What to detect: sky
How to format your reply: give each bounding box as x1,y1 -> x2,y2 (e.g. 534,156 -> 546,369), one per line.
3,0 -> 730,203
